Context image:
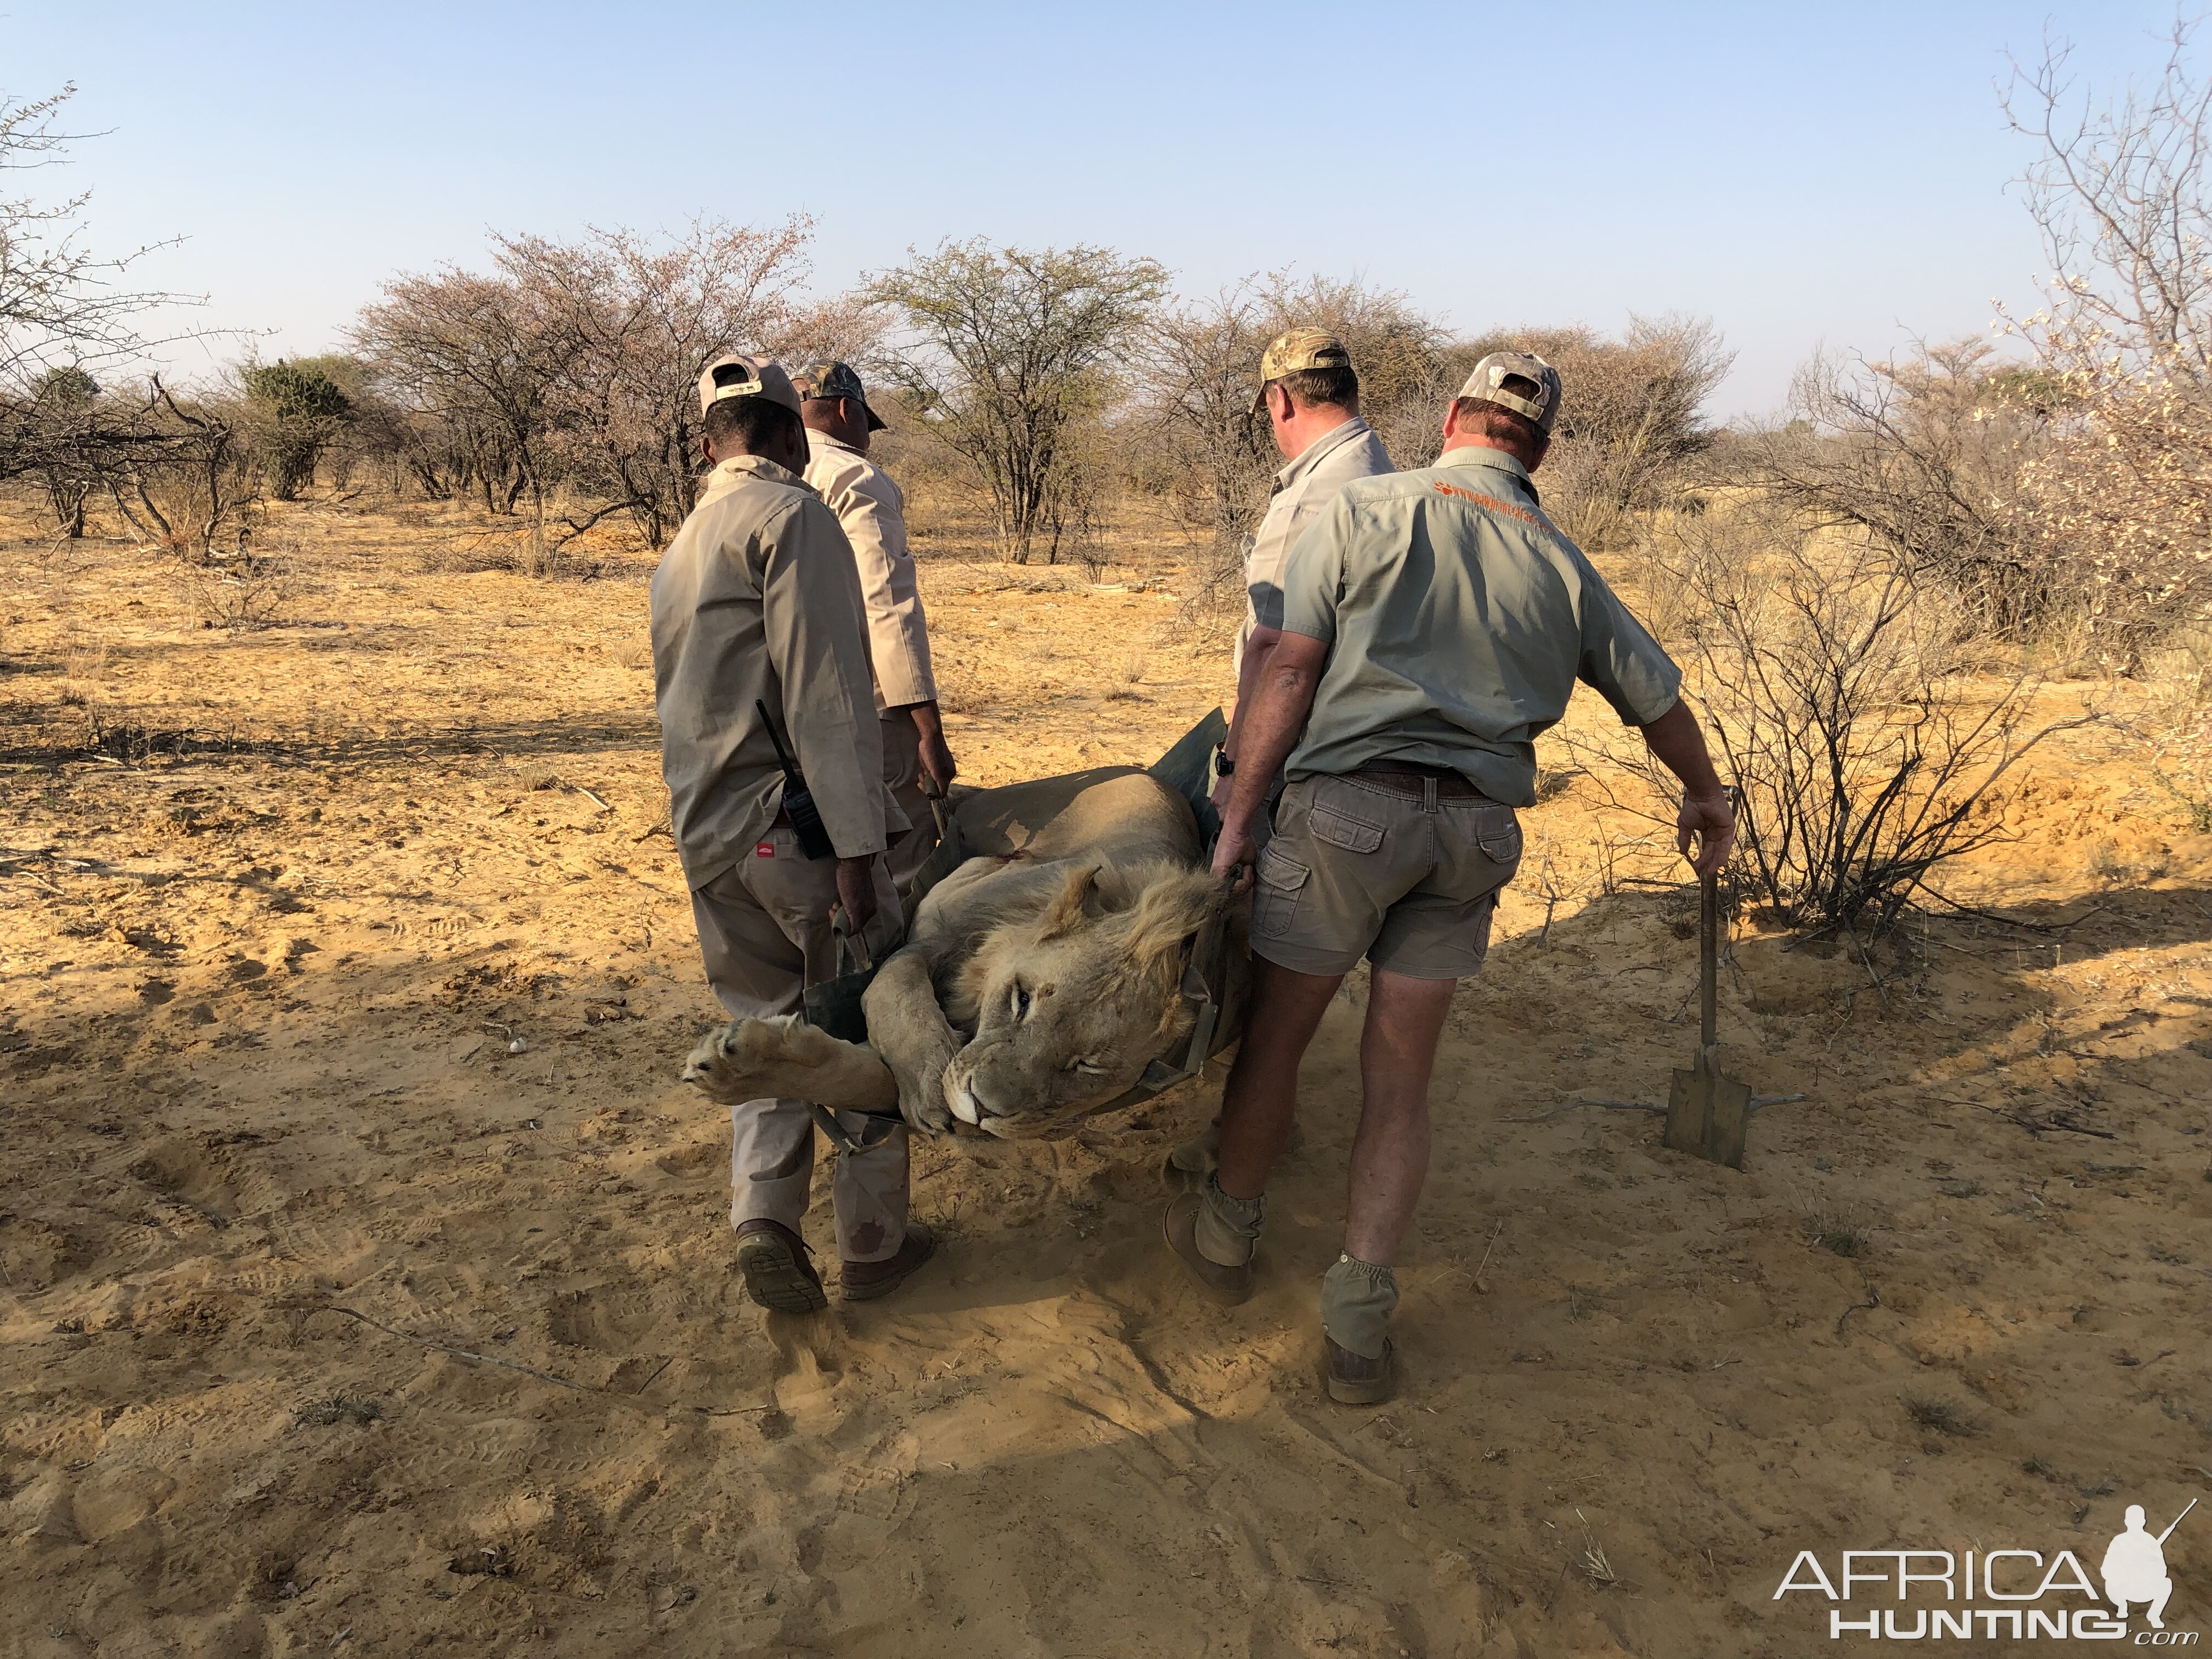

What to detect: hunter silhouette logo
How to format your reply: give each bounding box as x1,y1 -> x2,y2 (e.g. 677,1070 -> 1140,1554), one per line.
1773,1495 -> 2199,1641
2106,1500 -> 2196,1630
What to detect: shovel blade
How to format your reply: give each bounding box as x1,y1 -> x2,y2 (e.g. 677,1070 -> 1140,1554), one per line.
1664,1062 -> 1754,1170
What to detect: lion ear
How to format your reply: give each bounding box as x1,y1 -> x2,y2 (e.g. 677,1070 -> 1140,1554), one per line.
1125,870 -> 1223,972
1036,862 -> 1103,941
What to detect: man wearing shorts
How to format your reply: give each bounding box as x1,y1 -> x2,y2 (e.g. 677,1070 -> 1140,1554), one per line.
1164,351 -> 1736,1403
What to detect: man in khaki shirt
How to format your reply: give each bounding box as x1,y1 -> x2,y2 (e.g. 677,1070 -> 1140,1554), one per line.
651,352 -> 933,1316
1174,330 -> 1395,1182
794,361 -> 956,896
1167,353 -> 1736,1405
1215,329 -> 1394,802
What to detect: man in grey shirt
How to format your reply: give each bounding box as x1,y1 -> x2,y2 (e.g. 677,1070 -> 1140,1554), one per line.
1166,353 -> 1736,1404
1215,328 -> 1393,806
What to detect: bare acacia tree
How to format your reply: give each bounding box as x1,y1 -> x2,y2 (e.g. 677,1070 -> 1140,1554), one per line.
1461,315 -> 1731,550
351,269 -> 567,565
496,217 -> 832,548
0,84 -> 211,507
1998,19 -> 2212,659
1143,273 -> 1454,602
1728,339 -> 2054,633
0,87 -> 194,390
869,240 -> 1167,563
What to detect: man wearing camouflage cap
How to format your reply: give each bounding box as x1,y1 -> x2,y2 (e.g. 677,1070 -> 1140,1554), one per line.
652,352 -> 934,1316
793,360 -> 956,897
1170,328 -> 1395,1183
1215,328 -> 1393,800
1167,352 -> 1736,1404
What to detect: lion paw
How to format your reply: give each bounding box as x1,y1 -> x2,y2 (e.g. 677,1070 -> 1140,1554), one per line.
680,1015 -> 898,1114
681,1018 -> 782,1104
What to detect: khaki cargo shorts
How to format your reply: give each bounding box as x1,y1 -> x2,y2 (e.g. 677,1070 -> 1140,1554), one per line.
1250,774 -> 1523,979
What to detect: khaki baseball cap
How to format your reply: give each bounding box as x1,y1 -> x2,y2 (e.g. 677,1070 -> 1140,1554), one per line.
695,353 -> 803,419
792,360 -> 888,431
1251,327 -> 1354,415
1457,351 -> 1564,435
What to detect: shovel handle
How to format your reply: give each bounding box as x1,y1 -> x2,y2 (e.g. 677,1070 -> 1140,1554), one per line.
828,904 -> 876,976
1699,871 -> 1719,1055
920,774 -> 955,840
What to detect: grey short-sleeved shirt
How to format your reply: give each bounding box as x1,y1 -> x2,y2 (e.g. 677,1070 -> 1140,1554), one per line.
1276,446 -> 1683,808
1243,416 -> 1393,649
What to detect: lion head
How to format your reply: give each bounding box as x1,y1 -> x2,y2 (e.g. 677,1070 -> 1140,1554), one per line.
939,860 -> 1224,1137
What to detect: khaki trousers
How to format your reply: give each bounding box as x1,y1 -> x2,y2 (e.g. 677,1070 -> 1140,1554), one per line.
690,826 -> 907,1263
879,707 -> 940,900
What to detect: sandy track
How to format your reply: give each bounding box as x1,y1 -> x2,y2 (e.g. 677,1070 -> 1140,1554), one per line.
3,505 -> 2210,1656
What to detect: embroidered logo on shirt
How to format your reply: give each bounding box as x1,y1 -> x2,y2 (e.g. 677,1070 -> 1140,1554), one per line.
756,842 -> 776,858
1431,481 -> 1567,543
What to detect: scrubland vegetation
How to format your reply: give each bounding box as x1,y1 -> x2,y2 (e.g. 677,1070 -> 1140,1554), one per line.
9,32 -> 2212,949
5,32 -> 2212,1659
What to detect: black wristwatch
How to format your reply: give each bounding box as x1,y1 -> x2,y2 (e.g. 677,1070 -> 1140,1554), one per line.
1214,748 -> 1235,777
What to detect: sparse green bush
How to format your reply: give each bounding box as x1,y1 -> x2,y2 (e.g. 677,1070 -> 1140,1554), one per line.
241,358 -> 353,500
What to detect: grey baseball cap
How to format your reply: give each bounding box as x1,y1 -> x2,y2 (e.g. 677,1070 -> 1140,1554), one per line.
1458,351 -> 1563,435
695,353 -> 803,418
792,360 -> 888,431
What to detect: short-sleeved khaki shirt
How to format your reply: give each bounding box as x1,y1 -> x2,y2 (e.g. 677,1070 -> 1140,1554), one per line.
650,454 -> 904,890
1276,446 -> 1682,807
1242,416 -> 1393,653
803,431 -> 938,711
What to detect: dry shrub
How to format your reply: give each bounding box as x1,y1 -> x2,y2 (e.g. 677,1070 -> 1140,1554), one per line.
1729,341 -> 2058,640
2132,627 -> 2212,830
1587,505 -> 2097,940
173,538 -> 301,630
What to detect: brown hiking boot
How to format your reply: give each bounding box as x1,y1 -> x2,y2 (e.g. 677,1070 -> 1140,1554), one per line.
1163,1190 -> 1255,1305
735,1218 -> 827,1314
841,1222 -> 936,1301
1325,1335 -> 1395,1406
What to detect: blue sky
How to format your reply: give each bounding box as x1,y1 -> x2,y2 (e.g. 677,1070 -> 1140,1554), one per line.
3,1 -> 2183,417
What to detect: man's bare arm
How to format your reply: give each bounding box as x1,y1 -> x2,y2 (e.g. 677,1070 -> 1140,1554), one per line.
1215,624 -> 1280,806
1211,630 -> 1329,881
1637,697 -> 1736,877
893,699 -> 957,793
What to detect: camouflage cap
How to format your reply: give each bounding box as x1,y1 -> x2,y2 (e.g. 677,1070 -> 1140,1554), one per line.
1251,327 -> 1355,415
791,360 -> 888,431
695,352 -> 803,419
1457,351 -> 1563,435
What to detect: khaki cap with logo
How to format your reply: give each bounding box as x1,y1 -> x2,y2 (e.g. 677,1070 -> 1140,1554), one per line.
1251,327 -> 1354,415
695,352 -> 804,419
792,360 -> 889,431
1457,350 -> 1564,435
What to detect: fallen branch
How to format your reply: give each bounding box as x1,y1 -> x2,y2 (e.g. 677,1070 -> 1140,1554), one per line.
1836,1274 -> 1882,1338
1472,1219 -> 1506,1293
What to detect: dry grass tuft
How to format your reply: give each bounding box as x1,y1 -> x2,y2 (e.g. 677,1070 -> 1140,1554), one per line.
1905,1397 -> 1980,1438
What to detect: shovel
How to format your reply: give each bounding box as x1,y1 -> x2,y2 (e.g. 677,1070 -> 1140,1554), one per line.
1663,871 -> 1753,1169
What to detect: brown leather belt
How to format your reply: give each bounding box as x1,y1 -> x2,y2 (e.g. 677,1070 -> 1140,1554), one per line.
1346,762 -> 1488,801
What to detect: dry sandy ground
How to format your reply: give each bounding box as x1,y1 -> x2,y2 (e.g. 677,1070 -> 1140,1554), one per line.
3,497 -> 2210,1658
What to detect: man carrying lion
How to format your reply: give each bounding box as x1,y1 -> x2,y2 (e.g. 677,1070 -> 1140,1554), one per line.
651,353 -> 935,1316
1170,352 -> 1737,1404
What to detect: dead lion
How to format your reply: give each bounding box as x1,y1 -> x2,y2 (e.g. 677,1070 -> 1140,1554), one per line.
682,766 -> 1240,1138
